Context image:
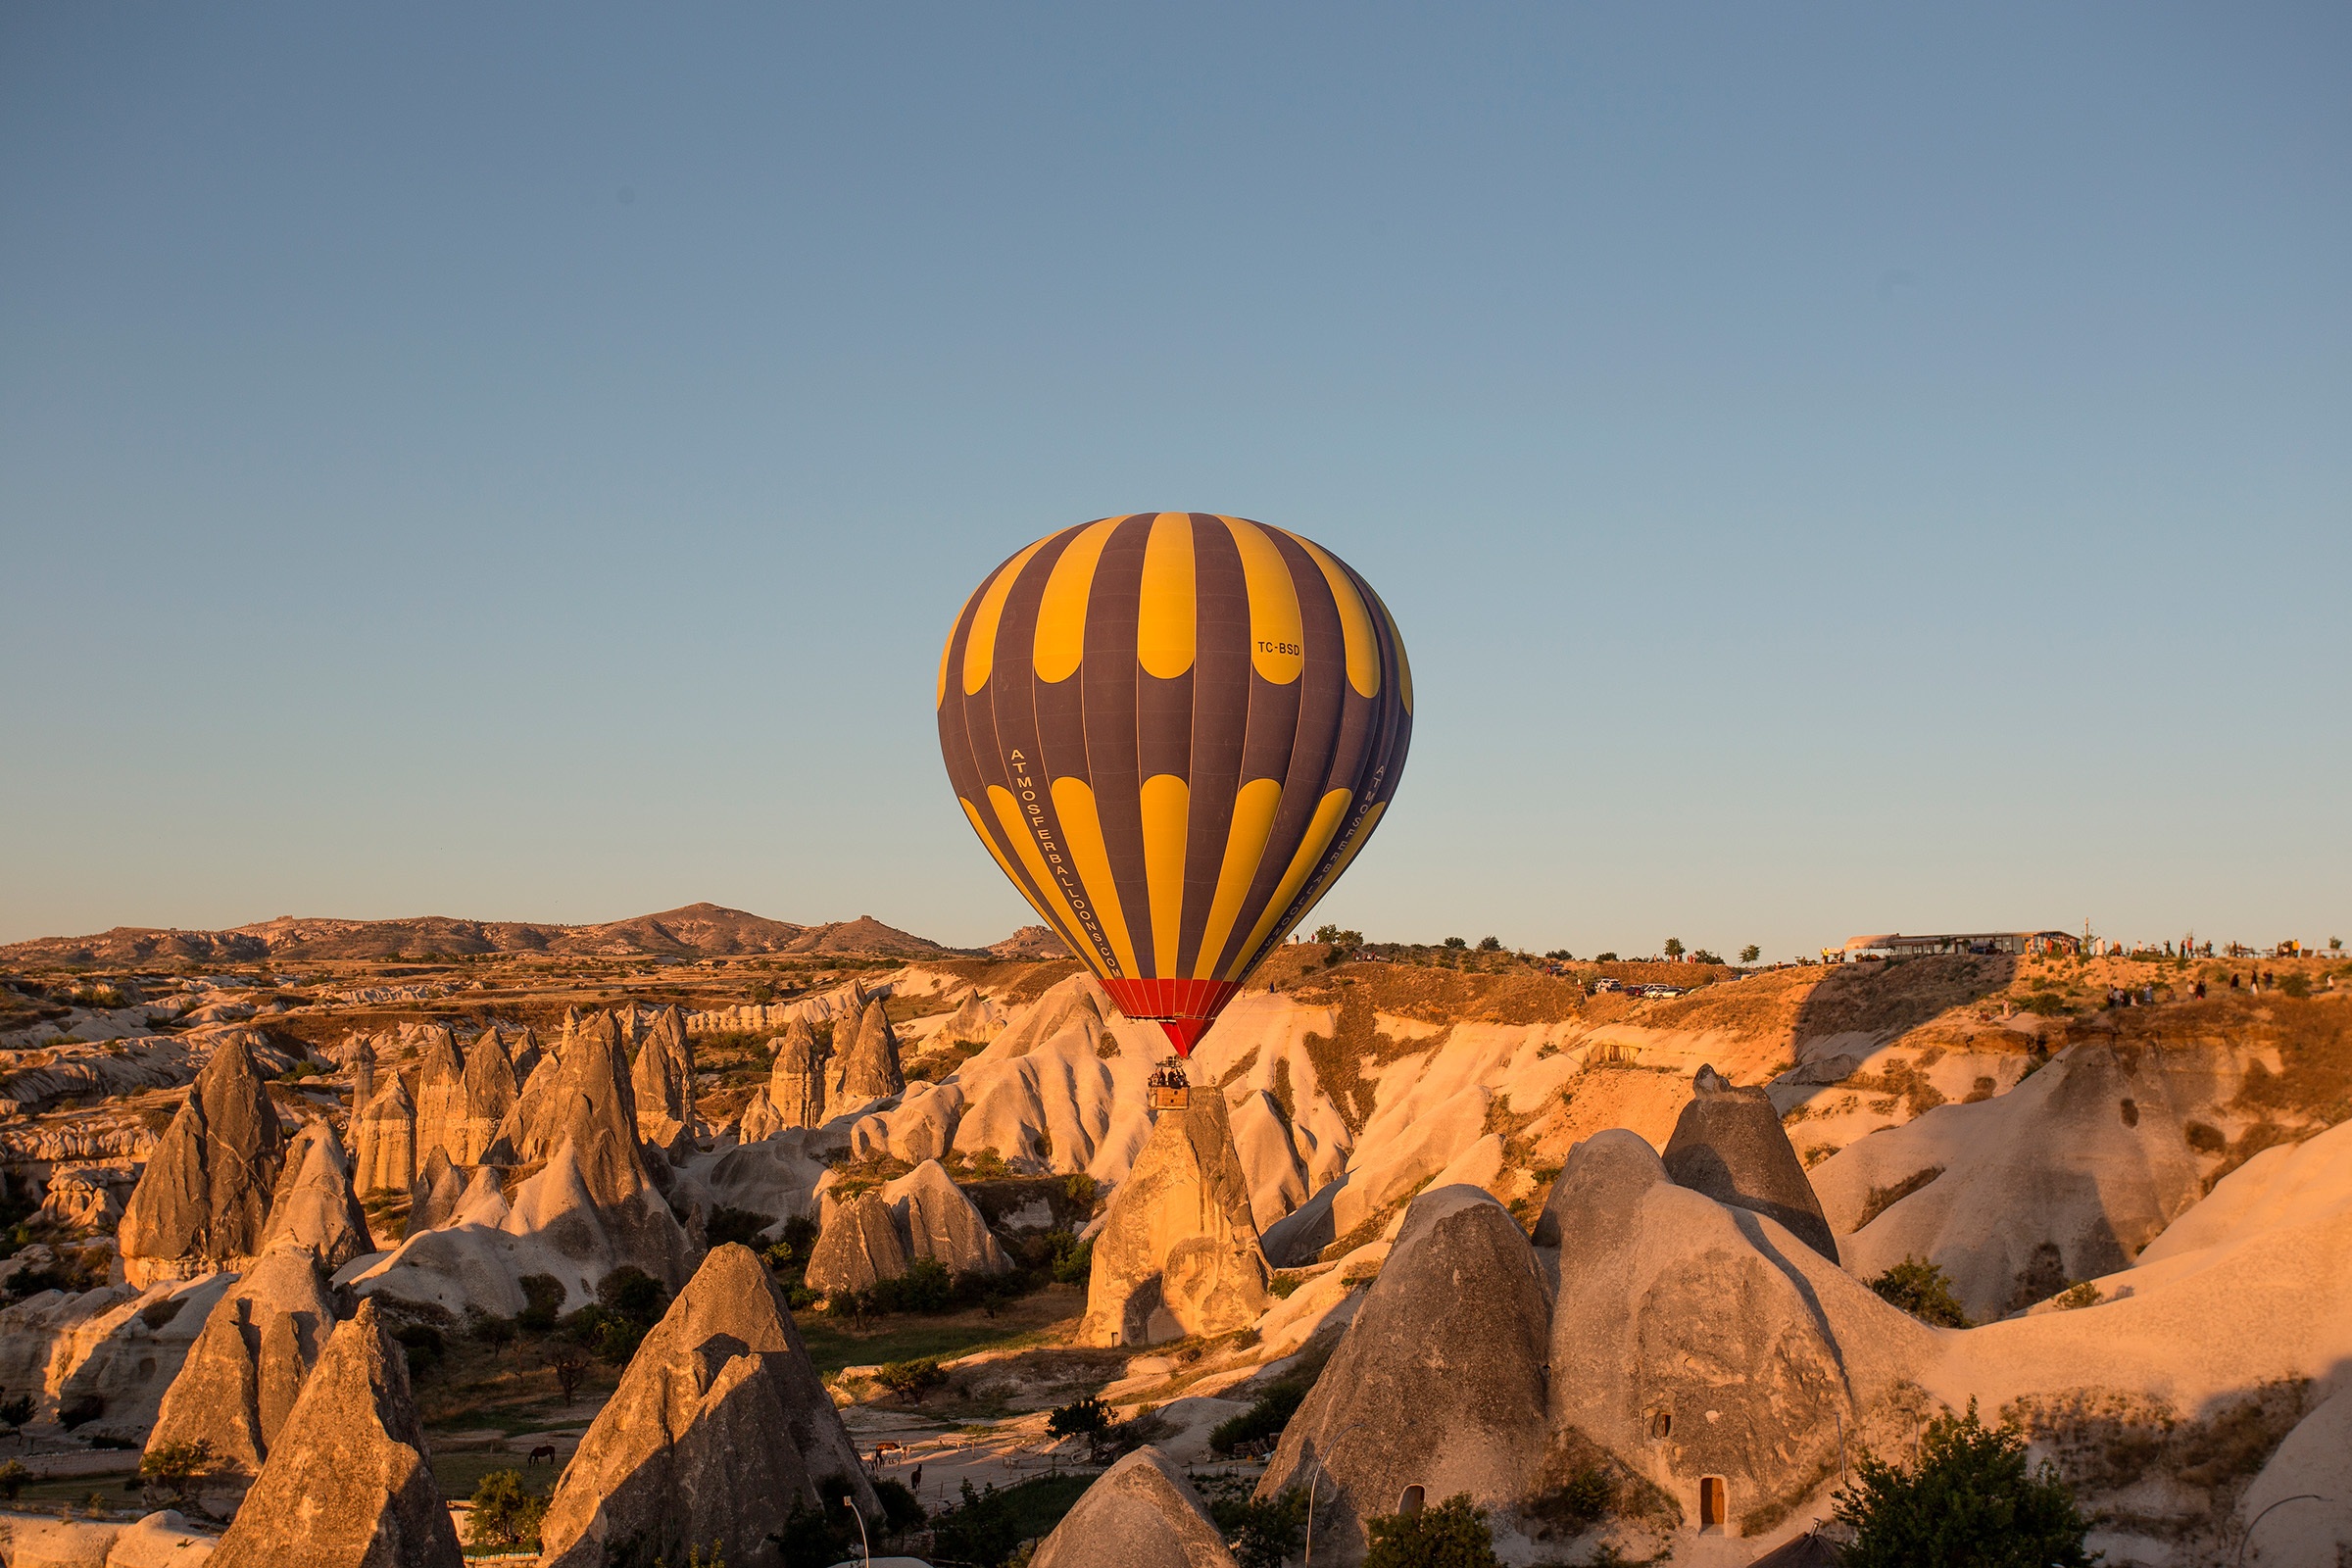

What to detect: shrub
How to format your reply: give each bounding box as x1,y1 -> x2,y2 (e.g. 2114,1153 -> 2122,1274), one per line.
393,1323 -> 445,1375
1835,1400 -> 2094,1567
876,1357 -> 948,1400
1362,1491 -> 1500,1567
928,1475 -> 1093,1568
2051,1281 -> 2101,1310
1046,1233 -> 1093,1287
867,1257 -> 956,1314
0,1394 -> 33,1428
1211,1486 -> 1307,1568
763,1214 -> 821,1285
515,1272 -> 565,1333
1871,1257 -> 1972,1328
872,1476 -> 926,1536
706,1205 -> 773,1250
1209,1377 -> 1310,1455
466,1468 -> 548,1550
466,1307 -> 517,1356
0,1459 -> 24,1501
583,1265 -> 672,1361
1047,1395 -> 1110,1438
1523,1464 -> 1615,1534
139,1438 -> 216,1507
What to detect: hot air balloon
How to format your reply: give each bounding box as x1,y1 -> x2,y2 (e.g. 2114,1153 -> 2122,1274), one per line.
937,514 -> 1412,1088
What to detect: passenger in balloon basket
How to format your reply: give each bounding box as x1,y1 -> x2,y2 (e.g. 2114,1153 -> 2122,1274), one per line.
1147,1057 -> 1192,1110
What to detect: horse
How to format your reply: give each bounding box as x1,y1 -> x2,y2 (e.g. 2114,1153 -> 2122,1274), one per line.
528,1444 -> 559,1465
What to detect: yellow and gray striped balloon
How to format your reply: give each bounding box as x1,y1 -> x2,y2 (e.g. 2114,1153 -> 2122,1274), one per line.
937,514 -> 1411,1057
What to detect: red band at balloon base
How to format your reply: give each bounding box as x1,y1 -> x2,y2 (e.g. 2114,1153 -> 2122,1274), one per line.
1098,978 -> 1243,1059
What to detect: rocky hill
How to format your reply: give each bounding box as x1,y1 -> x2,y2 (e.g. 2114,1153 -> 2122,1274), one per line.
0,903 -> 955,965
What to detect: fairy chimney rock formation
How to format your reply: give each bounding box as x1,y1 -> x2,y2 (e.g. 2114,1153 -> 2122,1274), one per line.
519,1007 -> 696,1291
1540,1128 -> 1934,1537
805,1191 -> 910,1298
408,1148 -> 465,1234
120,1034 -> 288,1288
1079,1087 -> 1270,1346
770,1017 -> 827,1128
207,1297 -> 464,1568
1253,1186 -> 1549,1558
885,1159 -> 1012,1276
1032,1446 -> 1240,1568
829,998 -> 904,1112
1661,1063 -> 1840,1261
350,1034 -> 377,1107
630,1004 -> 700,1154
145,1244 -> 339,1481
536,1244 -> 876,1568
457,1026 -> 517,1164
260,1121 -> 374,1271
409,1025 -> 469,1171
350,1076 -> 418,1197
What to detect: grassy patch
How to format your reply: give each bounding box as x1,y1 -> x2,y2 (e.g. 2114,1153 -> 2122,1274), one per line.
793,1290 -> 1079,1376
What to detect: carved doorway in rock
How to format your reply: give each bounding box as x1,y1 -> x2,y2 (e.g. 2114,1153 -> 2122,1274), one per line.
1698,1475 -> 1728,1533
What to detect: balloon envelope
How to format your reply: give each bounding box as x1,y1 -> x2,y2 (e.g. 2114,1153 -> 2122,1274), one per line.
937,514 -> 1412,1057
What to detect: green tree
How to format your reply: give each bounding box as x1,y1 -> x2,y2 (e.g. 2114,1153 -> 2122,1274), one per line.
138,1439 -> 217,1508
466,1468 -> 548,1550
1047,1394 -> 1110,1438
1362,1492 -> 1501,1568
1869,1257 -> 1972,1328
1213,1487 -> 1307,1568
1835,1401 -> 2094,1568
1476,936 -> 1503,953
1740,945 -> 1762,964
1442,936 -> 1468,950
1663,938 -> 1686,959
0,1459 -> 27,1501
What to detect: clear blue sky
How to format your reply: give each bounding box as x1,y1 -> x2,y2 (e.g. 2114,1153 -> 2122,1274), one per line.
4,5 -> 2346,958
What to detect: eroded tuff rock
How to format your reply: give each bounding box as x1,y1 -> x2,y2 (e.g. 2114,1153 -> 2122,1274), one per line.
349,1007 -> 696,1311
408,1148 -> 464,1234
1817,1040 -> 2212,1321
146,1244 -> 338,1480
537,1244 -> 876,1568
1540,1129 -> 1934,1541
119,1035 -> 287,1288
1080,1087 -> 1268,1346
941,987 -> 1008,1047
630,1004 -> 700,1154
805,1191 -> 909,1298
740,1017 -> 826,1140
410,1024 -> 470,1173
457,1025 -> 517,1164
802,1161 -> 1008,1296
1255,1186 -> 1549,1560
886,1158 -> 1011,1274
351,1076 -> 416,1197
829,998 -> 904,1112
1033,1446 -> 1239,1568
260,1121 -> 373,1270
1661,1064 -> 1839,1261
208,1298 -> 463,1568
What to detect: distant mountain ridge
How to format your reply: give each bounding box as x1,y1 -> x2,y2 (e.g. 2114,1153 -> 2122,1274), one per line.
0,903 -> 958,965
